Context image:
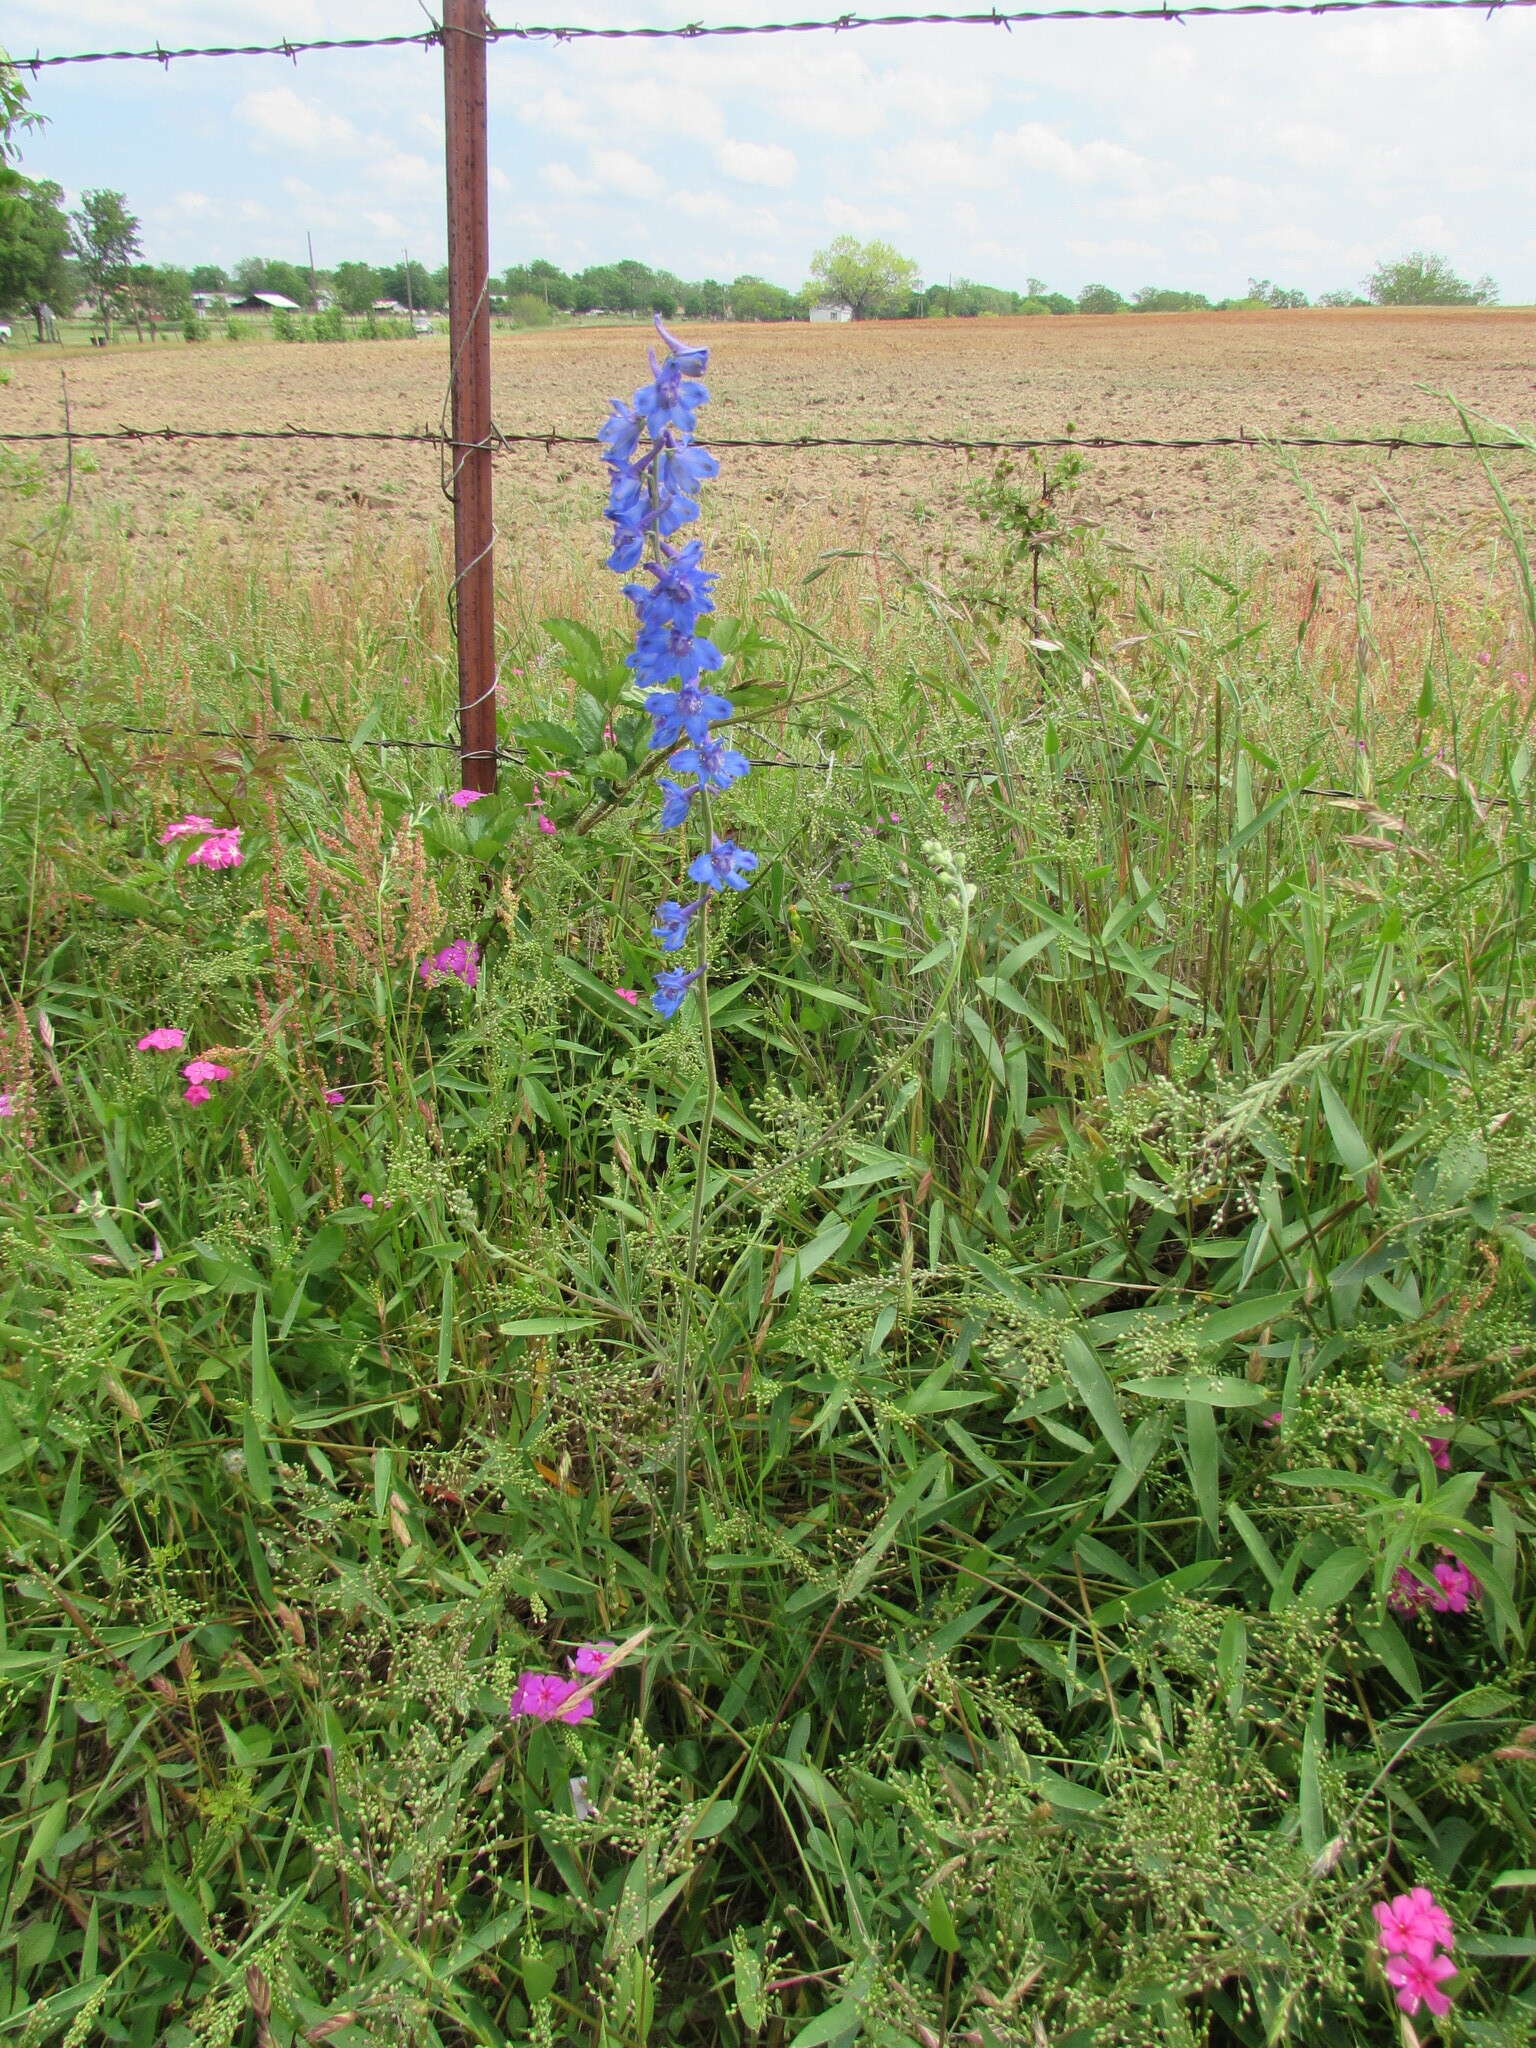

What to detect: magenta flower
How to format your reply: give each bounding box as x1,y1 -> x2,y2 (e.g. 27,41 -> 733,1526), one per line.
183,1059 -> 232,1086
1388,1567 -> 1430,1617
186,828 -> 243,871
419,940 -> 480,990
1375,1888 -> 1455,1958
508,1671 -> 594,1725
447,788 -> 483,808
183,1082 -> 212,1105
0,1092 -> 15,1118
615,987 -> 640,1005
1259,1410 -> 1282,1430
324,1089 -> 346,1106
536,814 -> 557,835
568,1640 -> 617,1677
137,1027 -> 187,1052
159,813 -> 216,843
1383,1947 -> 1458,2018
1428,1557 -> 1481,1613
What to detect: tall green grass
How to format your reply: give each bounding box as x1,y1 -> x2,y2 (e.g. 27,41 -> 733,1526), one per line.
1,465 -> 1534,2048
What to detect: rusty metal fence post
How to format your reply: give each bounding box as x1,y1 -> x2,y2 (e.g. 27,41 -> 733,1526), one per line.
443,0 -> 498,793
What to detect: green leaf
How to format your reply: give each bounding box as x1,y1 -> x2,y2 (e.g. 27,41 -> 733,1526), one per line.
771,1220 -> 851,1298
1062,1330 -> 1132,1466
1318,1075 -> 1374,1177
1122,1374 -> 1272,1406
925,1886 -> 960,1954
1298,1546 -> 1372,1611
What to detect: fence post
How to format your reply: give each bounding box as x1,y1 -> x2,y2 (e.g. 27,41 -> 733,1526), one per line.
443,0 -> 498,793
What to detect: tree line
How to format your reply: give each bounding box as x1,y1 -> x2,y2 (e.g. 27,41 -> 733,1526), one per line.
0,176 -> 1504,339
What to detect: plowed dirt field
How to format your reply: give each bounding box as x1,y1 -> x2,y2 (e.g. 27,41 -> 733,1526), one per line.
5,307 -> 1534,576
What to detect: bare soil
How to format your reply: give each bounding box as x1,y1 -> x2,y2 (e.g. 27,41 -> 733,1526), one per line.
4,308 -> 1535,578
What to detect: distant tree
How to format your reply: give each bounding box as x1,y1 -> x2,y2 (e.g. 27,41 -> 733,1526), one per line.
233,257 -> 268,294
1132,286 -> 1212,313
1366,249 -> 1497,307
528,259 -> 573,309
427,265 -> 450,312
1245,276 -> 1308,309
681,277 -> 727,319
124,262 -> 191,338
330,261 -> 378,314
806,236 -> 921,320
377,259 -> 433,311
188,263 -> 228,293
0,174 -> 71,327
729,274 -> 800,322
1025,275 -> 1048,299
1317,288 -> 1365,309
1040,293 -> 1075,316
1076,282 -> 1125,315
70,188 -> 141,339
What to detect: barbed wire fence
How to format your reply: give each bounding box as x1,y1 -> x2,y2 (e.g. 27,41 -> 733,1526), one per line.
3,1 -> 1533,788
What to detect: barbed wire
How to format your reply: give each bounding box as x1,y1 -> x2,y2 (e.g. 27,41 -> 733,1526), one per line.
9,713 -> 1507,809
11,0 -> 1535,71
1,422 -> 1527,457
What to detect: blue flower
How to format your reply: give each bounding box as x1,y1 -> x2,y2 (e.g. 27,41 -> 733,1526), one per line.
672,735 -> 750,791
653,316 -> 709,377
646,683 -> 734,751
598,399 -> 645,465
630,621 -> 724,692
653,439 -> 721,533
633,350 -> 709,438
689,837 -> 759,892
623,540 -> 718,634
652,896 -> 704,952
652,964 -> 705,1018
658,777 -> 700,830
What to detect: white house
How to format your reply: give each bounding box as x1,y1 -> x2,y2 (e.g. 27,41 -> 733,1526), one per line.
228,291 -> 302,314
811,302 -> 854,324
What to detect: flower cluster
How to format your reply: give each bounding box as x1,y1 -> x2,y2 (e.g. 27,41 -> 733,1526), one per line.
600,317 -> 754,1019
508,1641 -> 618,1726
160,814 -> 243,870
1388,1551 -> 1482,1619
182,1057 -> 232,1106
1374,1886 -> 1458,2019
419,939 -> 480,990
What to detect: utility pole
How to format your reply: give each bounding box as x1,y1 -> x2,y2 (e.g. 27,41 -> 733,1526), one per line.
306,231 -> 320,310
442,0 -> 497,792
403,248 -> 416,320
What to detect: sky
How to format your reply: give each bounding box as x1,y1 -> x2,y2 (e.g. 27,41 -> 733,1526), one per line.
5,0 -> 1534,303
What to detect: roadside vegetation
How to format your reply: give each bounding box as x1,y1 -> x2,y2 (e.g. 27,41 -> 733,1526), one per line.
2,367 -> 1535,2044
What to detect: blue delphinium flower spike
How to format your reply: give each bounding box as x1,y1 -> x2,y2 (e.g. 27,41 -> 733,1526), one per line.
652,897 -> 704,953
652,965 -> 705,1018
689,838 -> 759,893
658,778 -> 700,830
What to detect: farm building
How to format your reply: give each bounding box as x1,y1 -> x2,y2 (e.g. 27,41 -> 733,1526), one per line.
810,302 -> 854,323
227,292 -> 301,314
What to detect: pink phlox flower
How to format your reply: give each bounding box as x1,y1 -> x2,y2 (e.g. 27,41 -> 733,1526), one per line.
1375,1888 -> 1455,1958
137,1026 -> 187,1052
508,1671 -> 594,1725
182,1059 -> 231,1085
1383,1947 -> 1458,2018
159,813 -> 216,843
182,1082 -> 212,1105
1259,1410 -> 1282,1429
324,1089 -> 346,1106
448,788 -> 483,808
536,814 -> 557,835
185,828 -> 243,870
1474,651 -> 1491,666
1388,1567 -> 1431,1617
419,940 -> 480,989
1426,1436 -> 1451,1470
0,1092 -> 15,1118
1428,1555 -> 1481,1613
568,1640 -> 617,1677
614,987 -> 640,1006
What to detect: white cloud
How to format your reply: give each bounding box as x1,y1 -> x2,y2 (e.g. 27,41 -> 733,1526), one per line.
539,162 -> 598,199
1001,123 -> 1155,188
716,140 -> 797,189
590,149 -> 664,199
237,86 -> 361,153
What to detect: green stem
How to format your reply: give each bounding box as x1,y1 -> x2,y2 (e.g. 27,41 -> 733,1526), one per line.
674,796 -> 720,1530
